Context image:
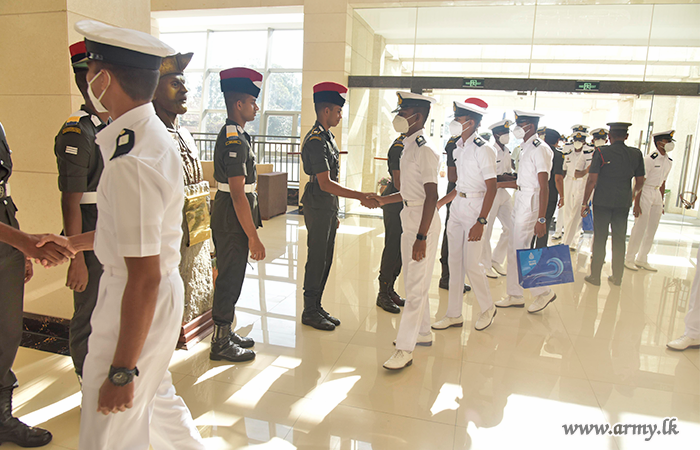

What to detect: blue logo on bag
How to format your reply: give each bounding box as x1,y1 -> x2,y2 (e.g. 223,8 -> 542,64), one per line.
517,244 -> 574,288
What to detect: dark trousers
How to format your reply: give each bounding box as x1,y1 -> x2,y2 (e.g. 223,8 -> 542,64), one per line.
535,200 -> 558,248
303,207 -> 337,308
212,230 -> 248,325
440,182 -> 456,280
69,250 -> 102,377
0,246 -> 24,391
591,205 -> 629,280
379,203 -> 402,285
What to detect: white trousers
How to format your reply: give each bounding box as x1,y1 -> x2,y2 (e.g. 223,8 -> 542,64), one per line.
626,187 -> 663,264
506,190 -> 552,298
447,196 -> 494,317
395,206 -> 441,352
79,268 -> 205,450
685,245 -> 700,339
563,177 -> 586,246
556,176 -> 574,235
481,188 -> 513,268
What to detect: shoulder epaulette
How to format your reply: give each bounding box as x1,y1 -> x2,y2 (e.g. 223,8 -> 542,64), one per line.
225,125 -> 242,146
62,110 -> 89,134
650,152 -> 658,159
474,137 -> 485,147
392,134 -> 405,148
416,135 -> 426,147
111,129 -> 135,160
533,138 -> 541,147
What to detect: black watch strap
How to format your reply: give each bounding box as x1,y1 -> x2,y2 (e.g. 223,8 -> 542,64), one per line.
477,217 -> 487,225
108,365 -> 139,387
416,233 -> 427,241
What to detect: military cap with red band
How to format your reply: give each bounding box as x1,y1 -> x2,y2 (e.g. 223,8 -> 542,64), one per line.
220,67 -> 263,98
313,82 -> 347,107
454,97 -> 488,117
70,41 -> 89,71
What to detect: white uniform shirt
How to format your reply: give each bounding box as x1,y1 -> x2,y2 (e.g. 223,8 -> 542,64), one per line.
564,149 -> 585,176
643,151 -> 673,188
575,145 -> 595,172
94,103 -> 184,273
399,129 -> 440,203
494,144 -> 512,176
453,133 -> 497,194
517,134 -> 552,190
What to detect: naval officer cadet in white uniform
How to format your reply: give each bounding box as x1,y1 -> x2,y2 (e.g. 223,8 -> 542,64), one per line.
431,98 -> 498,332
481,119 -> 515,278
625,130 -> 675,272
67,20 -> 205,450
373,92 -> 440,371
495,110 -> 557,313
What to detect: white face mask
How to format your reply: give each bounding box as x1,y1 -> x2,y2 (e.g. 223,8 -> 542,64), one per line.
499,134 -> 510,145
512,125 -> 526,140
392,113 -> 416,134
87,70 -> 110,114
594,139 -> 606,148
448,119 -> 467,137
574,141 -> 584,150
664,142 -> 675,152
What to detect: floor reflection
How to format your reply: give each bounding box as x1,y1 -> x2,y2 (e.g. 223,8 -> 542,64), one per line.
10,208 -> 700,449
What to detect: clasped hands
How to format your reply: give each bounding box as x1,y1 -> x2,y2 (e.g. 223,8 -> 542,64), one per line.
25,233 -> 77,268
361,193 -> 382,209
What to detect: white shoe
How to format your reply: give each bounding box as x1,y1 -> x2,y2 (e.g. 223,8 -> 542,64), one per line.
667,334 -> 700,351
624,260 -> 638,271
492,261 -> 507,276
551,233 -> 562,240
484,267 -> 499,279
432,315 -> 464,330
394,332 -> 432,347
383,350 -> 413,370
474,306 -> 497,331
527,290 -> 557,313
635,261 -> 658,272
495,296 -> 525,308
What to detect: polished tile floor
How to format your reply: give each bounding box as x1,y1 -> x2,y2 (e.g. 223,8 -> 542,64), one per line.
10,207 -> 700,449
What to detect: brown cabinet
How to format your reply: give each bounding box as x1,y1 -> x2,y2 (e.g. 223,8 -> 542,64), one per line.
257,172 -> 287,220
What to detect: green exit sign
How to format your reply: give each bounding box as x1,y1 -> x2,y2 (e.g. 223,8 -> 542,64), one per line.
576,81 -> 601,92
463,78 -> 485,88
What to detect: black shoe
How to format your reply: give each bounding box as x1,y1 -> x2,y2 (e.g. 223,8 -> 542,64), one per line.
210,324 -> 256,362
388,288 -> 405,307
318,306 -> 341,326
607,276 -> 622,286
0,389 -> 52,448
377,292 -> 401,314
302,310 -> 336,331
439,278 -> 470,293
584,275 -> 601,286
0,418 -> 52,448
231,332 -> 255,349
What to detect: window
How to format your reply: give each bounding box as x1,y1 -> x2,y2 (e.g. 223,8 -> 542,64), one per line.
159,28 -> 303,139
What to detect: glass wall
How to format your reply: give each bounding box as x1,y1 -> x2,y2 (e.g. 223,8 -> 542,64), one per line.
354,3 -> 700,82
157,14 -> 303,137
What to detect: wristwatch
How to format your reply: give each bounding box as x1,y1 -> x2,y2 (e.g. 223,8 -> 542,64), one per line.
416,233 -> 427,241
477,217 -> 487,225
537,217 -> 546,224
108,365 -> 139,387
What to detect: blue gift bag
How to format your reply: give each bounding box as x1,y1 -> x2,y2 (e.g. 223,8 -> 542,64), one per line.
581,203 -> 593,232
517,244 -> 575,289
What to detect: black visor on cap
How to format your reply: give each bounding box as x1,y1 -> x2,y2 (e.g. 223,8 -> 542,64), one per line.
313,91 -> 345,107
492,126 -> 509,135
85,39 -> 162,70
220,78 -> 261,98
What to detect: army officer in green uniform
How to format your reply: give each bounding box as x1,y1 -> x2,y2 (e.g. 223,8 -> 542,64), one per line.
300,82 -> 378,331
581,122 -> 645,286
210,67 -> 264,362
